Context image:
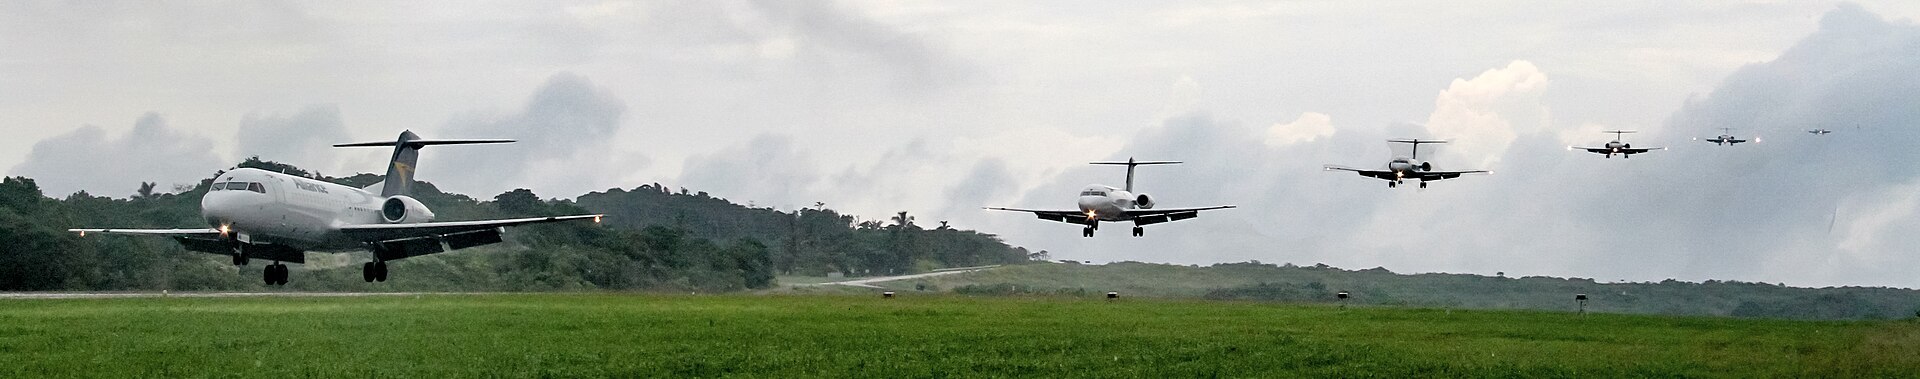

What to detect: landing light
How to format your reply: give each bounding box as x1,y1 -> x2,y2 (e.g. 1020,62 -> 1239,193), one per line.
219,224 -> 231,237
593,215 -> 603,224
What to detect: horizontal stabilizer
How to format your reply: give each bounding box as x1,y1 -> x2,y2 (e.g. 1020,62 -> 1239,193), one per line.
333,139 -> 515,148
1090,160 -> 1181,165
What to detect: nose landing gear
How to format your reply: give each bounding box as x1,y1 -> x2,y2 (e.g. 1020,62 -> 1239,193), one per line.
1131,227 -> 1144,237
1418,182 -> 1428,189
1082,226 -> 1095,238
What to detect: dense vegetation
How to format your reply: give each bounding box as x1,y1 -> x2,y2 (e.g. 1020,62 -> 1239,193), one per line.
2,293 -> 1915,377
0,158 -> 1030,292
902,261 -> 1920,321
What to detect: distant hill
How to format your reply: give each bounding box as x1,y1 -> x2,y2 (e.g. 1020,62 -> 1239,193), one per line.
888,261 -> 1920,320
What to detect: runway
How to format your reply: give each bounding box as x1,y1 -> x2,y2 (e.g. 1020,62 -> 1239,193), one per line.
808,265 -> 1000,288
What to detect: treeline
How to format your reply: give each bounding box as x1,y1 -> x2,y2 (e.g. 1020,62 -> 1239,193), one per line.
0,158 -> 1029,291
911,261 -> 1920,321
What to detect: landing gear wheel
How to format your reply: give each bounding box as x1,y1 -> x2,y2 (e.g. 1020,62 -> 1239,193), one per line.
262,264 -> 289,286
1082,227 -> 1094,238
232,254 -> 248,266
1418,182 -> 1428,189
362,262 -> 376,283
374,261 -> 389,282
1132,227 -> 1144,237
1388,181 -> 1398,188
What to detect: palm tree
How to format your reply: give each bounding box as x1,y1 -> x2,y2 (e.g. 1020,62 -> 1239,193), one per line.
133,182 -> 158,201
891,211 -> 915,229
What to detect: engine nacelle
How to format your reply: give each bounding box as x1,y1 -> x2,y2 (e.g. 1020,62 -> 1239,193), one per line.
1418,162 -> 1432,172
381,195 -> 436,224
1623,143 -> 1632,149
1135,193 -> 1154,209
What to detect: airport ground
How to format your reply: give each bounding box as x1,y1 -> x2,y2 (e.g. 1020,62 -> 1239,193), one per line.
2,292 -> 1915,377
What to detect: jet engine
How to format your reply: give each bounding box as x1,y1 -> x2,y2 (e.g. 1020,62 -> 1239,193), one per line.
1623,143 -> 1632,149
381,195 -> 436,224
1135,193 -> 1155,209
1418,162 -> 1432,172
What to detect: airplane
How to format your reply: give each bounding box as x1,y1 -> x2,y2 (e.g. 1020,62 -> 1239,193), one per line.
70,130 -> 603,285
1324,139 -> 1488,188
1569,130 -> 1663,158
1696,127 -> 1758,145
984,158 -> 1234,238
1807,128 -> 1834,135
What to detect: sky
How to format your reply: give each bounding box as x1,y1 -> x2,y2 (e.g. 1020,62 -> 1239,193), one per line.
7,1 -> 1920,288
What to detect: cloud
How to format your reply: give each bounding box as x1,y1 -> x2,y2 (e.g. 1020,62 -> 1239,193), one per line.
941,158 -> 1017,217
9,113 -> 223,197
677,134 -> 821,209
987,2 -> 1920,288
1264,112 -> 1336,146
1422,60 -> 1550,169
422,73 -> 643,198
236,105 -> 349,172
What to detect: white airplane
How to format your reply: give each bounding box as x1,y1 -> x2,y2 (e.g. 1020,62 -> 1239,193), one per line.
1570,130 -> 1663,158
1807,128 -> 1834,135
1324,139 -> 1488,188
70,130 -> 603,285
1696,127 -> 1758,145
985,158 -> 1234,237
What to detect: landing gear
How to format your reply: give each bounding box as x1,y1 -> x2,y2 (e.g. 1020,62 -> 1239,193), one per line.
362,261 -> 388,283
1082,227 -> 1095,238
1388,181 -> 1399,188
232,254 -> 249,266
1418,182 -> 1428,189
263,263 -> 289,286
1131,227 -> 1144,237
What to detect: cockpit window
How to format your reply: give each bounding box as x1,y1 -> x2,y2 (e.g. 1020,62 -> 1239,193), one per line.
248,182 -> 265,194
1080,190 -> 1107,196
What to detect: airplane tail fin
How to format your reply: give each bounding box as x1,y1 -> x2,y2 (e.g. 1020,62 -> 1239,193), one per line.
1387,139 -> 1448,160
1090,158 -> 1181,192
334,130 -> 514,197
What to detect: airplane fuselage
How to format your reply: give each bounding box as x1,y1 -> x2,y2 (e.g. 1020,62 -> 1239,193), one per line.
202,168 -> 425,252
1076,184 -> 1135,222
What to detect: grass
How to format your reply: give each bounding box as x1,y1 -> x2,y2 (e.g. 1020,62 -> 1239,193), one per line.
1,293 -> 1916,378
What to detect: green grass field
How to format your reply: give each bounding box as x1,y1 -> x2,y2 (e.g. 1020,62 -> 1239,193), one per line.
2,293 -> 1916,378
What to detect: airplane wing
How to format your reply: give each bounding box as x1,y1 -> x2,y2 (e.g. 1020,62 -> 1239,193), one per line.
1122,206 -> 1236,226
338,214 -> 603,242
67,228 -> 221,238
1620,147 -> 1664,154
1573,147 -> 1610,154
1323,165 -> 1397,180
1408,170 -> 1489,181
1729,139 -> 1748,144
983,207 -> 1096,226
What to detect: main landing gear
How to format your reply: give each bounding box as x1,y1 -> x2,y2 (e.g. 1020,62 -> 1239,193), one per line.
263,263 -> 289,286
1132,226 -> 1144,237
1418,182 -> 1428,189
362,261 -> 389,283
1082,226 -> 1095,238
1388,181 -> 1400,188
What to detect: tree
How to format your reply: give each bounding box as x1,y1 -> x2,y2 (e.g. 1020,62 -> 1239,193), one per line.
494,189 -> 544,215
133,182 -> 158,200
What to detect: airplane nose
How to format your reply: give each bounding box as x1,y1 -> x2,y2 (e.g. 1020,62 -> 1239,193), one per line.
200,192 -> 237,227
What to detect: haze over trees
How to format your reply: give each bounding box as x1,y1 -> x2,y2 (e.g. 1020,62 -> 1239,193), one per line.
0,158 -> 1031,292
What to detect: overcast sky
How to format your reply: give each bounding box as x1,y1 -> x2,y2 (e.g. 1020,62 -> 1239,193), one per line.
8,1 -> 1920,288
